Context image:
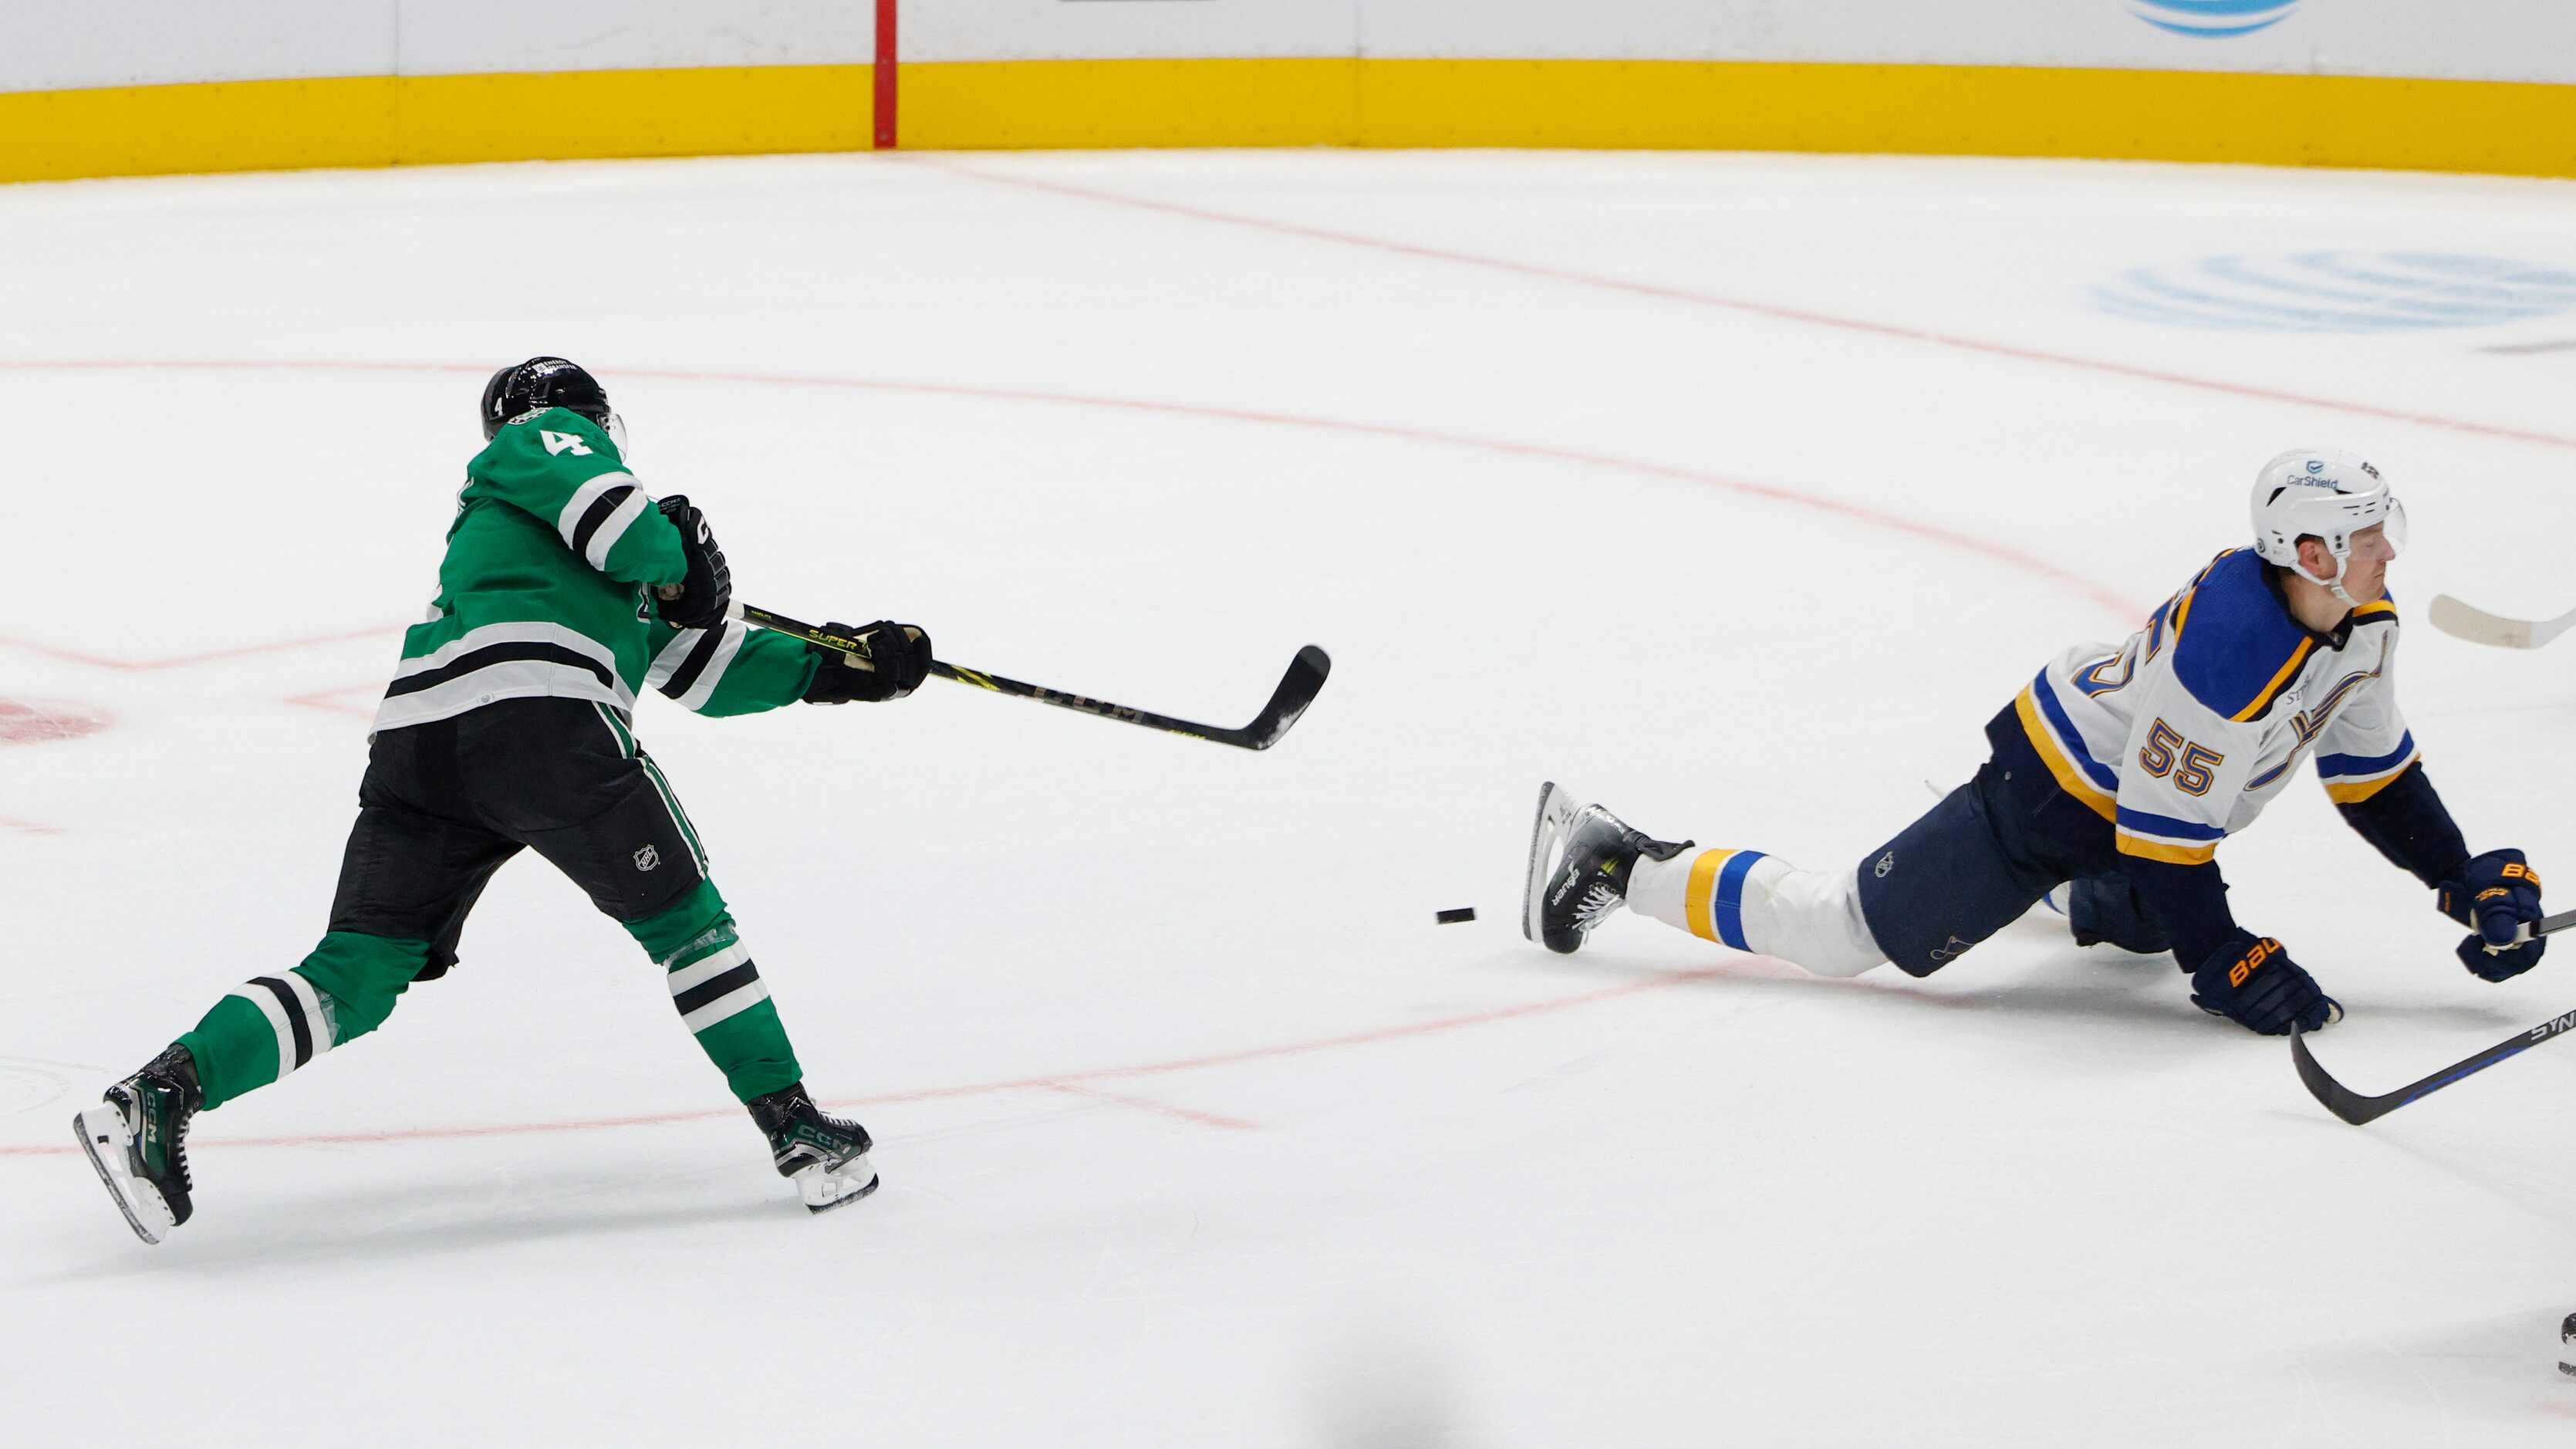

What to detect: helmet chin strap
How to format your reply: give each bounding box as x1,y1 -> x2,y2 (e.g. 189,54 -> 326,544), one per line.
2293,544 -> 2358,610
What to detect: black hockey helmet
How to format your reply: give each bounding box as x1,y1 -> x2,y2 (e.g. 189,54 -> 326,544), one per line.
481,356 -> 614,441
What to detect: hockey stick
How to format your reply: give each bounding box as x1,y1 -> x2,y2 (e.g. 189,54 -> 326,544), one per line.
2291,907 -> 2576,1124
2426,593 -> 2576,650
730,603 -> 1331,751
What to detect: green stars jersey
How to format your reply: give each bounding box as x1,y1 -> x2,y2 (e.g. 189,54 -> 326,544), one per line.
373,407 -> 818,734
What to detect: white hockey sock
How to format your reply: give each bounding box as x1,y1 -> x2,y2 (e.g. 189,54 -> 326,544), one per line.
1627,847 -> 1886,978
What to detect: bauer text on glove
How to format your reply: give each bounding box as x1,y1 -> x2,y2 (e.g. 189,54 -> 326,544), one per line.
2189,931 -> 2339,1035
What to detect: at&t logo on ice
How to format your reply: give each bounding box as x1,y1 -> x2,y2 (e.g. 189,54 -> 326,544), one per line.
2131,0 -> 2300,39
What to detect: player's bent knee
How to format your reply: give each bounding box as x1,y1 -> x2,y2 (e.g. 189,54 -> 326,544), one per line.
292,931 -> 436,1041
622,877 -> 732,958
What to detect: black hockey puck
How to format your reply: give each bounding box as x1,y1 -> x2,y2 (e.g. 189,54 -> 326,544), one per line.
1436,907 -> 1477,924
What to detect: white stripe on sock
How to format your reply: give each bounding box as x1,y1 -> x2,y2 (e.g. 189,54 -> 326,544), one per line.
666,942 -> 751,997
281,971 -> 334,1059
229,984 -> 302,1080
681,980 -> 771,1034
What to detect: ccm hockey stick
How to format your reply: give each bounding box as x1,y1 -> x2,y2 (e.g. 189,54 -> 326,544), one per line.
730,603 -> 1331,751
2291,907 -> 2576,1124
2426,593 -> 2576,650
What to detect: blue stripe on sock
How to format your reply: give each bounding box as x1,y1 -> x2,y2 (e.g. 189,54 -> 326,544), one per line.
1713,850 -> 1767,952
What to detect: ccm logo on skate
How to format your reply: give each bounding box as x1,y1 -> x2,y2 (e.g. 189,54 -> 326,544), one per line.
633,845 -> 660,872
2229,937 -> 2281,988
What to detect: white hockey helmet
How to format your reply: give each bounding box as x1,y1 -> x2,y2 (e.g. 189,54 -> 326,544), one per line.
2249,448 -> 2406,605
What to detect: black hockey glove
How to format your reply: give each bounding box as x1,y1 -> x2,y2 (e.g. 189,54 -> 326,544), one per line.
2437,849 -> 2546,982
650,495 -> 731,631
2189,931 -> 2339,1035
803,620 -> 933,704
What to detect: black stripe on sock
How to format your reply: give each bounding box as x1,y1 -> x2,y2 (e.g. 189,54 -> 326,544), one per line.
673,961 -> 761,1018
657,624 -> 728,700
252,977 -> 313,1068
569,485 -> 636,559
385,641 -> 616,698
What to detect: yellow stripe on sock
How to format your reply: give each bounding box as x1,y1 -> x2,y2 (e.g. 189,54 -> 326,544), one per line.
1685,849 -> 1734,944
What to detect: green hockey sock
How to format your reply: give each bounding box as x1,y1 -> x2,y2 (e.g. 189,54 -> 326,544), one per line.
176,931 -> 430,1110
626,879 -> 802,1103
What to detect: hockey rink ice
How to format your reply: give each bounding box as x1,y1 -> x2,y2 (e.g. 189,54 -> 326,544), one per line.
9,148 -> 2576,1445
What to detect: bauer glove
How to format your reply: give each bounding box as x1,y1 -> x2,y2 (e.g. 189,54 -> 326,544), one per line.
2189,931 -> 2340,1035
650,495 -> 732,631
2438,849 -> 2546,982
804,620 -> 933,704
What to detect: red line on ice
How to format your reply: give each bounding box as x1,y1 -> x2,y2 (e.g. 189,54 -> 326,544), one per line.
0,358 -> 2149,623
0,963 -> 1744,1157
284,683 -> 380,719
0,626 -> 400,673
914,158 -> 2576,454
1045,1083 -> 1260,1131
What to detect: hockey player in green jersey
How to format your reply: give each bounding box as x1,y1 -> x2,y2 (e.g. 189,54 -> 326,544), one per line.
76,357 -> 928,1243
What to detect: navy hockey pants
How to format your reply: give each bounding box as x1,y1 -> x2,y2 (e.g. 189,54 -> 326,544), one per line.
1854,704 -> 2139,978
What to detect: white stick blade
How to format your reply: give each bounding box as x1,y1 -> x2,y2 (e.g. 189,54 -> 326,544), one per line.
2428,593 -> 2537,649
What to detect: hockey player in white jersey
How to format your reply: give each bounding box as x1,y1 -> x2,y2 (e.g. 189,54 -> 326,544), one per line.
1526,449 -> 2547,1034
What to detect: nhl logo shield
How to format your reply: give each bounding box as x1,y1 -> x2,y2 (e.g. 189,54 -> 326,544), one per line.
633,844 -> 660,872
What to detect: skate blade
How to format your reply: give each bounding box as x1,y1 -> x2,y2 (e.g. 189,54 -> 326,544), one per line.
73,1104 -> 172,1246
796,1153 -> 880,1215
1521,782 -> 1582,945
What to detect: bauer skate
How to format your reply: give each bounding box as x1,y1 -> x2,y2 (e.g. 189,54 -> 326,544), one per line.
74,1045 -> 201,1245
1522,782 -> 1691,954
748,1083 -> 879,1214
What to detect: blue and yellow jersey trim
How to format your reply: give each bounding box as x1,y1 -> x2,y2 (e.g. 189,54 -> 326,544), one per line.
2231,636 -> 2314,722
2115,806 -> 2225,866
2317,731 -> 2418,804
1683,848 -> 1768,951
2015,671 -> 2118,822
2169,549 -> 2322,723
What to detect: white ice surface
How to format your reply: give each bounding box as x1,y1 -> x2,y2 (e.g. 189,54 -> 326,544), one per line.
6,150 -> 2576,1445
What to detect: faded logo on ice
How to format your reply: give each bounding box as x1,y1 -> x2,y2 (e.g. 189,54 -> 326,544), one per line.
2092,253 -> 2576,333
2130,0 -> 2298,38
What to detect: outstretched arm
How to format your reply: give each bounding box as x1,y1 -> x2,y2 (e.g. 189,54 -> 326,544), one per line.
2330,759 -> 2467,887
643,616 -> 819,716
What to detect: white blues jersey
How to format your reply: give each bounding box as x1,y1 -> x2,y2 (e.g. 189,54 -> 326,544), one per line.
2012,547 -> 2413,867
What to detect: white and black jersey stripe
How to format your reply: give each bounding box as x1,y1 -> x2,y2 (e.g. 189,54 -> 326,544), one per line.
644,620 -> 750,713
228,972 -> 336,1079
374,622 -> 633,734
555,471 -> 649,571
667,942 -> 768,1032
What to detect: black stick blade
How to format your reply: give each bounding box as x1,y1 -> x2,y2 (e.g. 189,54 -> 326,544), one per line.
1229,645 -> 1330,751
2291,1028 -> 2390,1126
2293,1008 -> 2576,1126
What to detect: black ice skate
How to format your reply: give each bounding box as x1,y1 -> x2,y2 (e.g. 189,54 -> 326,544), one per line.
74,1044 -> 202,1245
1522,782 -> 1691,954
748,1083 -> 879,1214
